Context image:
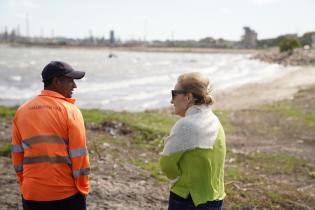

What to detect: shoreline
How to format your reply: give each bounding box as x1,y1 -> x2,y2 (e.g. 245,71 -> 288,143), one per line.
1,66 -> 315,113
149,65 -> 315,113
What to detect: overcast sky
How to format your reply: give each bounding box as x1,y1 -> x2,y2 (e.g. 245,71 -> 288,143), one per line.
0,0 -> 314,41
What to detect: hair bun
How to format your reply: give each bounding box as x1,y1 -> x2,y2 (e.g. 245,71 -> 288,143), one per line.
204,94 -> 214,105
178,72 -> 215,105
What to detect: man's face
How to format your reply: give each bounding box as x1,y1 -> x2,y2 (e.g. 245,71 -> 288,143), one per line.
55,76 -> 77,98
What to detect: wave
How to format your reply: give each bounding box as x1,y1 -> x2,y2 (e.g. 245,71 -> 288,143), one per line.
0,46 -> 295,111
78,74 -> 177,93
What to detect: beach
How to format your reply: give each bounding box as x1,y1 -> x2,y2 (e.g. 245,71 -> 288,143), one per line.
1,49 -> 315,209
214,65 -> 315,110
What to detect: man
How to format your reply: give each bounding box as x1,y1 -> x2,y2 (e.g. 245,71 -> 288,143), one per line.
11,61 -> 90,210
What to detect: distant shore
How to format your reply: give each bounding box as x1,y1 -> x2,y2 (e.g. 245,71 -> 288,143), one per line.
1,42 -> 258,54
3,43 -> 315,63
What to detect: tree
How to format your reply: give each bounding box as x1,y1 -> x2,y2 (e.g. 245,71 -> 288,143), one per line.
278,36 -> 301,54
9,29 -> 16,42
299,32 -> 315,46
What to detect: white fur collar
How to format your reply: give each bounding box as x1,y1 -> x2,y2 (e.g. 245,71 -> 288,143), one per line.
161,105 -> 220,156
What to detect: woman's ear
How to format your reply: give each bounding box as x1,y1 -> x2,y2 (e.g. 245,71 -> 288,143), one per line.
187,92 -> 194,104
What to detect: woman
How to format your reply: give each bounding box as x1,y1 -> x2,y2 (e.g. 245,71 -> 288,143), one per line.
160,72 -> 226,210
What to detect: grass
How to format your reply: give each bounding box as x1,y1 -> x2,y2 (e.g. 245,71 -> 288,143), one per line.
305,114 -> 315,126
221,86 -> 315,209
248,152 -> 309,174
0,106 -> 17,118
262,99 -> 315,128
82,108 -> 235,150
224,151 -> 314,209
225,167 -> 260,183
224,151 -> 306,185
0,143 -> 11,157
130,159 -> 168,183
266,191 -> 285,203
83,109 -> 177,134
82,109 -> 177,149
81,109 -> 108,124
214,109 -> 235,134
309,171 -> 315,179
274,103 -> 301,118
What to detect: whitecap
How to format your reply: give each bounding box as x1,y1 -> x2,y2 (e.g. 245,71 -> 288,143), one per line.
10,75 -> 22,81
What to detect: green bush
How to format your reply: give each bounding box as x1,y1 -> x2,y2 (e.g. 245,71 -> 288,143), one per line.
0,144 -> 11,157
278,36 -> 301,54
309,171 -> 315,179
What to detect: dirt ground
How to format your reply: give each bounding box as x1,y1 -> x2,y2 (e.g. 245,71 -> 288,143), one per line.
0,66 -> 315,210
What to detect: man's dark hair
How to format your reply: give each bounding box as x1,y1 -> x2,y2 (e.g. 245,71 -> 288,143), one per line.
44,78 -> 53,88
44,75 -> 70,88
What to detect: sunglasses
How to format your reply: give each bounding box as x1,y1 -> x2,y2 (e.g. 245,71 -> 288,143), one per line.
171,89 -> 188,99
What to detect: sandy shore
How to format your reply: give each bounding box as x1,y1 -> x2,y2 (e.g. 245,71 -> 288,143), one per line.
213,66 -> 315,110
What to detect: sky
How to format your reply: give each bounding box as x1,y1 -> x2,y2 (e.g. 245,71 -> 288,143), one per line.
0,0 -> 314,41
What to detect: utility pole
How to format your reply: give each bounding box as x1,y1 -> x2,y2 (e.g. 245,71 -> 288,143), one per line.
143,19 -> 148,42
40,27 -> 44,38
26,13 -> 30,37
16,24 -> 21,37
51,29 -> 54,38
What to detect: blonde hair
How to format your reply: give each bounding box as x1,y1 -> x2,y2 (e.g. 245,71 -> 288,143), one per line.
177,72 -> 214,105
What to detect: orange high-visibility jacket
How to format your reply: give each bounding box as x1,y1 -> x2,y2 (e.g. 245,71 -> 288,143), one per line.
11,90 -> 90,201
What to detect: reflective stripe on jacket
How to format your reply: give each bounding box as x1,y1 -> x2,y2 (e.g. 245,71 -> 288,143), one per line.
11,90 -> 90,201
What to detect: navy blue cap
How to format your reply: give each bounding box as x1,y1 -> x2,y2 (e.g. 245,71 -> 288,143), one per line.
42,61 -> 85,82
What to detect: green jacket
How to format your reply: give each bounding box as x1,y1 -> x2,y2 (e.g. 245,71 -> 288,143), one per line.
160,106 -> 226,206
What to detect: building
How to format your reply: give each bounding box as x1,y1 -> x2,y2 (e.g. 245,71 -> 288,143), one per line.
242,27 -> 257,48
312,34 -> 315,49
110,30 -> 115,45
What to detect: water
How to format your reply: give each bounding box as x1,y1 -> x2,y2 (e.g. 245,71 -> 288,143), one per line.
0,45 -> 289,111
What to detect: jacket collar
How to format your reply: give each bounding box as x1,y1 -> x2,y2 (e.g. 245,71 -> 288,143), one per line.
161,104 -> 219,156
185,104 -> 210,116
39,90 -> 76,104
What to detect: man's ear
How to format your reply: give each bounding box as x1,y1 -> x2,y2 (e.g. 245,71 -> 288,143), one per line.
51,77 -> 59,88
